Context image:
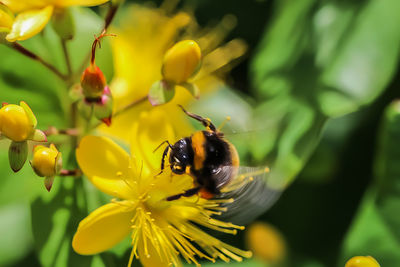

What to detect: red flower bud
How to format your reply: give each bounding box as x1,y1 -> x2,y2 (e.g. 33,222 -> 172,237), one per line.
81,65 -> 106,99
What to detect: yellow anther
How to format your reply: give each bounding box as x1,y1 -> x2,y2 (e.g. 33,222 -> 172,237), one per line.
162,40 -> 201,84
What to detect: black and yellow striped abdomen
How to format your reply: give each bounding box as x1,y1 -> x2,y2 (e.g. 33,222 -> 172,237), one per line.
189,130 -> 239,194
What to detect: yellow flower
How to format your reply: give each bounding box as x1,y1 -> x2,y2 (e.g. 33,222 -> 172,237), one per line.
2,0 -> 110,42
0,101 -> 45,142
99,2 -> 247,142
162,40 -> 201,84
73,110 -> 251,266
245,222 -> 286,264
345,256 -> 380,267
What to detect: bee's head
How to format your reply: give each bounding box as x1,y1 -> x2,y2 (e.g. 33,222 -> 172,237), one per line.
169,138 -> 192,175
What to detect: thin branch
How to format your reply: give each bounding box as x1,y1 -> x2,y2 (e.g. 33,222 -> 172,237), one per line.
59,169 -> 82,177
92,95 -> 148,128
44,126 -> 80,136
113,95 -> 148,118
61,39 -> 72,77
11,42 -> 67,80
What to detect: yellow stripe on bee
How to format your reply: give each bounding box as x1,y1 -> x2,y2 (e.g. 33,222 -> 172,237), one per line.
229,142 -> 240,167
192,131 -> 206,170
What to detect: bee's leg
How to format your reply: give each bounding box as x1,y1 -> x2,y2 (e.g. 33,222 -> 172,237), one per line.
178,105 -> 217,132
166,187 -> 201,201
154,141 -> 172,176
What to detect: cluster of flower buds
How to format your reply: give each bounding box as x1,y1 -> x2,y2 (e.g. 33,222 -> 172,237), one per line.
78,32 -> 113,126
0,101 -> 46,172
31,144 -> 62,191
148,40 -> 201,106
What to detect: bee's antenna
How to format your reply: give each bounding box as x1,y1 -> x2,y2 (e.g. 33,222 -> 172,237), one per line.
153,140 -> 172,153
178,105 -> 217,132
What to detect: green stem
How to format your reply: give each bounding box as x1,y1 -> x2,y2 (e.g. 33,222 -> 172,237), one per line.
11,42 -> 67,81
61,39 -> 72,77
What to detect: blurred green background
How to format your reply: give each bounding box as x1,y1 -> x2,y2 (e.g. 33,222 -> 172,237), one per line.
0,0 -> 399,266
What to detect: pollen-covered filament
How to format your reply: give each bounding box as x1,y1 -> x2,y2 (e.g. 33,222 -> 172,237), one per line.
122,169 -> 252,267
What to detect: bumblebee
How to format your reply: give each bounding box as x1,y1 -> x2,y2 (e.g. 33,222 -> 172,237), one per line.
158,105 -> 240,201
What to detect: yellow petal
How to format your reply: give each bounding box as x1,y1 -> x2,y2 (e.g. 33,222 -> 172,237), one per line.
72,201 -> 134,255
1,1 -> 47,13
0,3 -> 14,29
76,135 -> 135,200
54,0 -> 110,7
6,5 -> 53,42
130,109 -> 176,176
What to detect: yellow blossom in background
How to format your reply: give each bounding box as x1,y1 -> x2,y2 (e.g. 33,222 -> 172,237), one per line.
345,256 -> 380,267
74,110 -> 252,267
100,1 -> 247,142
2,0 -> 110,42
245,221 -> 286,264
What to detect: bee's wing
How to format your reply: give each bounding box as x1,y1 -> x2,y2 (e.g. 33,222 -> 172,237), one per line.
214,166 -> 284,225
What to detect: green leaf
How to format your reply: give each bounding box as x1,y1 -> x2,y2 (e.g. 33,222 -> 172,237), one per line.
340,101 -> 400,266
31,178 -> 93,267
250,0 -> 400,184
375,101 -> 400,241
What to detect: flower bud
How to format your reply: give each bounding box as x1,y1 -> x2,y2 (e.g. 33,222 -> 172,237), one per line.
81,65 -> 107,99
0,101 -> 46,142
0,102 -> 34,142
8,141 -> 27,172
162,40 -> 201,84
31,144 -> 62,191
345,256 -> 380,267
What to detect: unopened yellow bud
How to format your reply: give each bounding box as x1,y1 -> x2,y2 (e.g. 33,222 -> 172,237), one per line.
246,222 -> 286,264
162,40 -> 201,84
31,144 -> 62,178
345,256 -> 380,267
0,103 -> 34,142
